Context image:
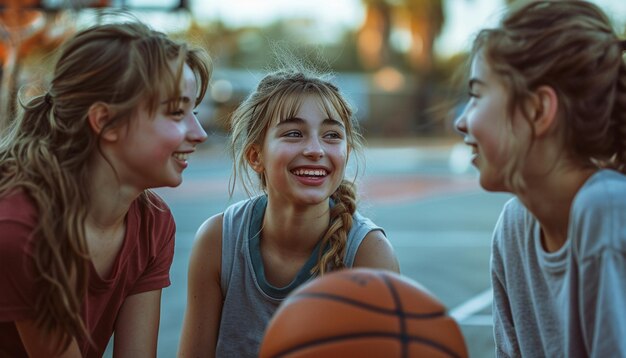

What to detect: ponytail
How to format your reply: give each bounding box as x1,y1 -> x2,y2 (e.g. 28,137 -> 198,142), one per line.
611,57 -> 626,174
0,21 -> 211,352
0,93 -> 93,351
311,180 -> 357,275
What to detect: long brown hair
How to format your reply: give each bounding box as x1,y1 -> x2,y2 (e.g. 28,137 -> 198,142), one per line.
229,66 -> 364,275
0,22 -> 211,349
471,0 -> 626,189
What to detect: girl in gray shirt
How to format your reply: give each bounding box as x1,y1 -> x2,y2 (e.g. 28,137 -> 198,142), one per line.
454,1 -> 626,357
179,64 -> 400,357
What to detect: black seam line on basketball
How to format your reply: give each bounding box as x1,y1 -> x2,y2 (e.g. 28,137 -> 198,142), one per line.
379,272 -> 408,358
288,292 -> 445,319
272,332 -> 463,358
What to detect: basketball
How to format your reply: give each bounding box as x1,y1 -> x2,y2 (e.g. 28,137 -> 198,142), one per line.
259,268 -> 468,358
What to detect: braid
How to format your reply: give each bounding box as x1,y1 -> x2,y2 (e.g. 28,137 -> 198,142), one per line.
228,63 -> 365,276
612,58 -> 626,173
311,180 -> 357,276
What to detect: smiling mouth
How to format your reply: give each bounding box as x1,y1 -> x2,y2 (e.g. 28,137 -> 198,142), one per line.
464,143 -> 478,156
291,168 -> 328,177
173,152 -> 190,161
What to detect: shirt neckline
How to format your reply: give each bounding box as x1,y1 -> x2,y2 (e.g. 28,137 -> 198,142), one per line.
248,195 -> 327,299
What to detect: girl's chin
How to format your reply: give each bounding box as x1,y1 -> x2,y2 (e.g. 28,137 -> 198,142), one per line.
478,175 -> 508,193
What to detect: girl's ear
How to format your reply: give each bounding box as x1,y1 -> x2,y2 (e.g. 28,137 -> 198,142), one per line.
247,144 -> 264,173
88,102 -> 117,141
530,85 -> 559,137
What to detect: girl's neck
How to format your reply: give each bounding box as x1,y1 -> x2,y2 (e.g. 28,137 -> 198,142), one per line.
86,157 -> 141,231
517,166 -> 596,252
261,197 -> 330,255
84,159 -> 138,278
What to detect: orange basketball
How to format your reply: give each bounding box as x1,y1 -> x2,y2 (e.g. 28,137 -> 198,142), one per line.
259,268 -> 468,358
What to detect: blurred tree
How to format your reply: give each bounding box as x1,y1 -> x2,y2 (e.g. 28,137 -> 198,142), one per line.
357,0 -> 443,72
358,0 -> 392,70
0,0 -> 190,131
0,0 -> 49,131
358,0 -> 446,136
402,0 -> 444,135
402,0 -> 444,74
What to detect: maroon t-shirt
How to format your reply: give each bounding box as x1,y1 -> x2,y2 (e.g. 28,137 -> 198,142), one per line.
0,190 -> 176,357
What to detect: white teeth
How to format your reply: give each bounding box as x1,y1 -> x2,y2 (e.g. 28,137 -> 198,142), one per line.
292,169 -> 327,177
173,153 -> 190,161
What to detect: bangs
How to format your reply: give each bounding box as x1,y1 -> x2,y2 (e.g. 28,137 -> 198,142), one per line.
270,89 -> 304,125
317,91 -> 346,125
142,46 -> 188,117
267,87 -> 345,127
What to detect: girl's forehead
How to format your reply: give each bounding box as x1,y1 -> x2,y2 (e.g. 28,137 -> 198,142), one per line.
469,53 -> 504,91
470,53 -> 488,78
274,93 -> 342,123
181,64 -> 197,94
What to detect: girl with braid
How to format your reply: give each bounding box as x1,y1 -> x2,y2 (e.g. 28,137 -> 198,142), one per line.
0,22 -> 210,356
179,65 -> 399,357
455,1 -> 626,356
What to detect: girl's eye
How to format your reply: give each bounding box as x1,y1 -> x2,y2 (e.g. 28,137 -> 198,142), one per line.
284,131 -> 302,138
324,132 -> 342,139
170,109 -> 185,119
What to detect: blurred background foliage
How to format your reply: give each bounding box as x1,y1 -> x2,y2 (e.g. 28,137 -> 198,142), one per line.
0,0 -> 624,138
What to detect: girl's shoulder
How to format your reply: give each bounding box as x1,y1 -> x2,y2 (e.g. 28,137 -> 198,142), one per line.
131,191 -> 175,233
570,169 -> 626,255
492,197 -> 535,252
0,189 -> 38,227
223,195 -> 265,219
573,169 -> 626,213
498,196 -> 531,227
352,210 -> 385,235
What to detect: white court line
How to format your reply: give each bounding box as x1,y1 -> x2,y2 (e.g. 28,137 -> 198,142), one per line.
386,230 -> 492,248
459,315 -> 493,326
450,288 -> 493,325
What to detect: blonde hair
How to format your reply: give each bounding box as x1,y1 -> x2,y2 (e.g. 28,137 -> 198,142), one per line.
0,22 -> 211,350
229,67 -> 364,275
471,0 -> 626,190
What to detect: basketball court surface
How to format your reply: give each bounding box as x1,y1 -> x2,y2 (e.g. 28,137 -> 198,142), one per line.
105,140 -> 510,357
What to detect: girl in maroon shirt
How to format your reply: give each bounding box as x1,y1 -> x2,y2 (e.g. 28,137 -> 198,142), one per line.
0,21 -> 210,357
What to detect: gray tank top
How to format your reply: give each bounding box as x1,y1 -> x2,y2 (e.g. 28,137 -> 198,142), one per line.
215,195 -> 384,357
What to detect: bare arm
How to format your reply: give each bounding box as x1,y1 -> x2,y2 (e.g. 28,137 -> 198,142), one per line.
15,319 -> 82,357
178,213 -> 224,358
112,289 -> 162,357
353,230 -> 400,273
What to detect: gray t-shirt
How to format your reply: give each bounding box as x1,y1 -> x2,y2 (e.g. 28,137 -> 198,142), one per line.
491,169 -> 626,358
216,195 -> 385,357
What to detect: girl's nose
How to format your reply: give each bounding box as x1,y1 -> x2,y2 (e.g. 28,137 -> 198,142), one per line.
454,109 -> 468,136
188,114 -> 208,143
303,137 -> 324,160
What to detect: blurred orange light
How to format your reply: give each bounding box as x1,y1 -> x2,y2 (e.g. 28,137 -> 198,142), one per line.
373,66 -> 405,92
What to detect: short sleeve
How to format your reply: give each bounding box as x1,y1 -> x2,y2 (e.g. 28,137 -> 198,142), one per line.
579,249 -> 626,357
128,206 -> 176,295
0,219 -> 38,321
572,177 -> 626,357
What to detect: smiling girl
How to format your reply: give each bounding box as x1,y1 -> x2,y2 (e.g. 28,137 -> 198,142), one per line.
455,1 -> 626,356
0,22 -> 210,357
179,66 -> 399,357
